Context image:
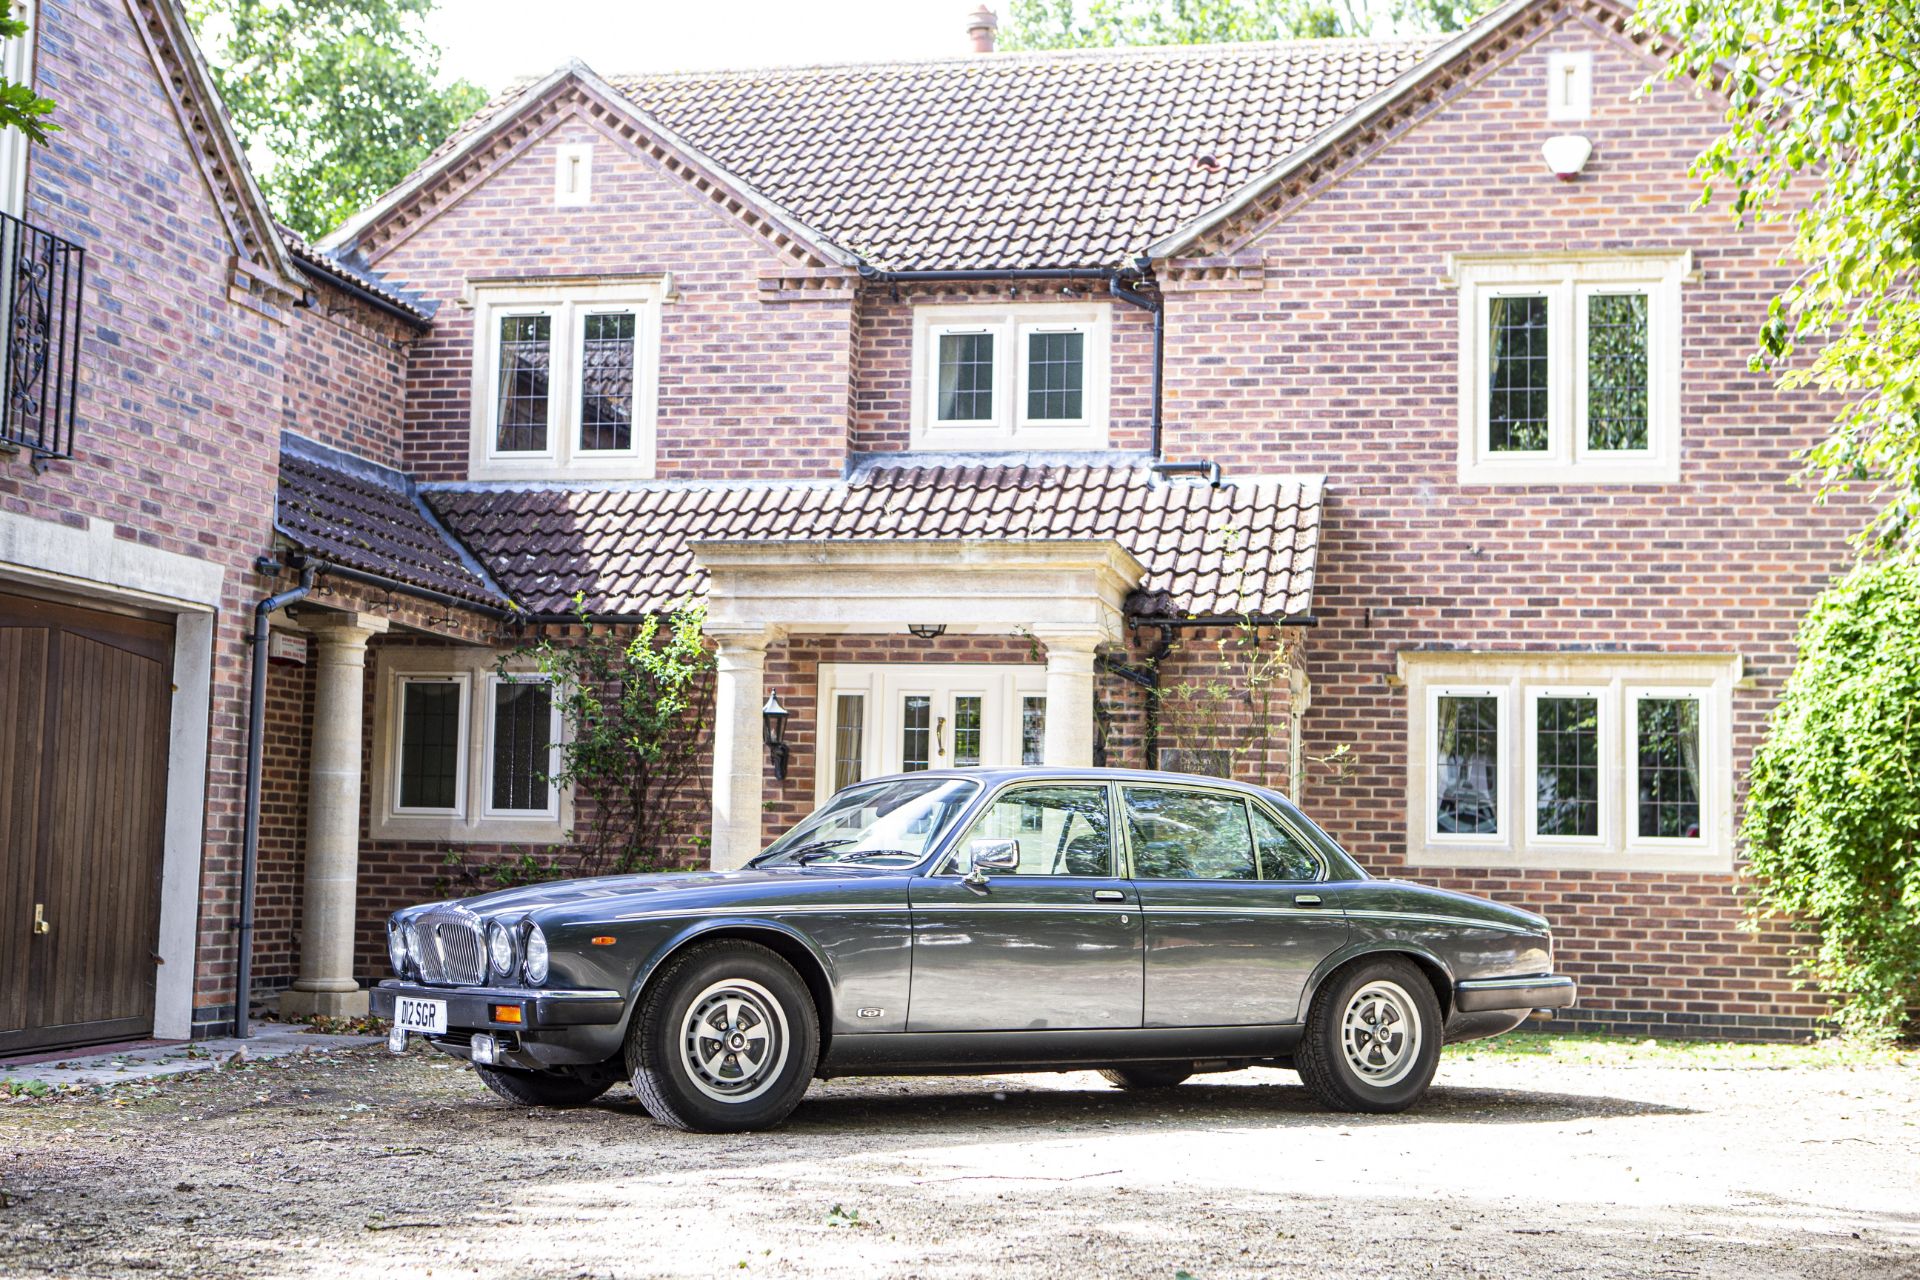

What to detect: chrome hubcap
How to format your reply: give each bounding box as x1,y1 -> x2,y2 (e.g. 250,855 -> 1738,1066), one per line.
678,978 -> 790,1104
1340,980 -> 1422,1088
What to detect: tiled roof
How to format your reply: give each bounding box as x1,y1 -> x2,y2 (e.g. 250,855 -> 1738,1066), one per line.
280,228 -> 434,322
434,38 -> 1436,271
427,463 -> 1321,619
276,434 -> 511,610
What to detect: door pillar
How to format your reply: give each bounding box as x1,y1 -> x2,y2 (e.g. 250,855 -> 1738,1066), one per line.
1035,629 -> 1101,767
709,628 -> 773,870
282,616 -> 387,1020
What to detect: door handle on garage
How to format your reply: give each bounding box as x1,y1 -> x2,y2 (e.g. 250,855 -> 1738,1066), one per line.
1294,894 -> 1323,907
32,903 -> 50,936
1092,889 -> 1126,902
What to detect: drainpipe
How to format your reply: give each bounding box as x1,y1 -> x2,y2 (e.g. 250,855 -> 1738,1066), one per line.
236,559 -> 321,1038
1106,265 -> 1165,459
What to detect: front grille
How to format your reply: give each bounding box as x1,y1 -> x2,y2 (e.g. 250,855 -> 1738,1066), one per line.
408,911 -> 487,985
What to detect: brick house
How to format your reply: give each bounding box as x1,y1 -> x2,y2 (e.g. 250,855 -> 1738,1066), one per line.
0,0 -> 1857,1052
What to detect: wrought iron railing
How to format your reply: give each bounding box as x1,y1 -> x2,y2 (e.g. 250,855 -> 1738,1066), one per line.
0,209 -> 84,465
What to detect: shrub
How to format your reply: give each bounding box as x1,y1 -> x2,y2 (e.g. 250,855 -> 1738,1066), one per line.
1744,549 -> 1920,1039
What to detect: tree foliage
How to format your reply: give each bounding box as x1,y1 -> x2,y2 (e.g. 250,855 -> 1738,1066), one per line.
188,0 -> 485,238
1742,549 -> 1920,1040
1634,0 -> 1920,548
0,10 -> 57,144
999,0 -> 1496,48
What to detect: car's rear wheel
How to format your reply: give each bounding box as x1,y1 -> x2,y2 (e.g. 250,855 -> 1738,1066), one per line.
1297,956 -> 1442,1113
626,940 -> 819,1133
1097,1063 -> 1194,1090
474,1064 -> 613,1109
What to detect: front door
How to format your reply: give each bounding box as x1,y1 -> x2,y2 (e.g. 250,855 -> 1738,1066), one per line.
817,663 -> 1046,798
1122,782 -> 1351,1027
907,781 -> 1142,1032
0,592 -> 173,1054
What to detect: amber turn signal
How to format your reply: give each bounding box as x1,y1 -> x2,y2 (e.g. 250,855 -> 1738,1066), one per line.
490,1004 -> 524,1024
591,936 -> 616,946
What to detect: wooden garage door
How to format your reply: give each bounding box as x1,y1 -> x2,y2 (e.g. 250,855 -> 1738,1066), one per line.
0,592 -> 173,1054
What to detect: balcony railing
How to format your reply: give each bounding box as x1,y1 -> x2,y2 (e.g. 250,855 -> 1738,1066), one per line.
0,209 -> 83,465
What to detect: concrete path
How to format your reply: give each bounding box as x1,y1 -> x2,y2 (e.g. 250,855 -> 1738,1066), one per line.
0,1027 -> 382,1089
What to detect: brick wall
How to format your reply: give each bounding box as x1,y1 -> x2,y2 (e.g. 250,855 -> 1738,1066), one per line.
283,287 -> 419,466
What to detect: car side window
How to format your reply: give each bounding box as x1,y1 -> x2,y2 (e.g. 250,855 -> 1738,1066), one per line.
1251,805 -> 1321,881
1123,787 -> 1257,880
952,784 -> 1114,876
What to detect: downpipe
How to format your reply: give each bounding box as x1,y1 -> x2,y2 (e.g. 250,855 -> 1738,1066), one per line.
236,558 -> 322,1038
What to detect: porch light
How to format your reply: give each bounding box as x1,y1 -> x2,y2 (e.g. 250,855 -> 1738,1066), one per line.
762,691 -> 791,781
908,623 -> 948,640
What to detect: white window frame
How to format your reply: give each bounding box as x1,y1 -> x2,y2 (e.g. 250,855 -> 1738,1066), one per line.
481,673 -> 563,821
911,302 -> 1111,451
468,278 -> 664,481
1425,684 -> 1510,844
373,652 -> 571,842
1447,252 -> 1690,485
392,674 -> 470,817
1626,686 -> 1712,850
1524,684 -> 1612,850
1402,652 -> 1736,872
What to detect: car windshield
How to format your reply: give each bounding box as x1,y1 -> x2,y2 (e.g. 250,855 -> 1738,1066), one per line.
753,777 -> 980,868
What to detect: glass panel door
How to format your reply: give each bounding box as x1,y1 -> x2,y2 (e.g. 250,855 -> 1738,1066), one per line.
901,694 -> 932,771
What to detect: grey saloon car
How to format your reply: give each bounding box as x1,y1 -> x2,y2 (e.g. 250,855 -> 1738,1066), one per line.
372,768 -> 1576,1132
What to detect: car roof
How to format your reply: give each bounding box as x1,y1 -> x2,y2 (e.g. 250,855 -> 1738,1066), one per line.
859,766 -> 1275,791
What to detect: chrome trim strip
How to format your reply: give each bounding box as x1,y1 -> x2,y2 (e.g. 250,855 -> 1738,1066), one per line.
612,903 -> 907,922
1137,904 -> 1336,918
1346,909 -> 1538,936
1456,975 -> 1569,990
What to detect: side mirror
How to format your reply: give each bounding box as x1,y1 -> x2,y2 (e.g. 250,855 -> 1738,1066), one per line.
969,838 -> 1020,873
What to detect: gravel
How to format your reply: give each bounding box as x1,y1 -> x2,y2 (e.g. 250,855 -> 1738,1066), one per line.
1,1041 -> 1915,1279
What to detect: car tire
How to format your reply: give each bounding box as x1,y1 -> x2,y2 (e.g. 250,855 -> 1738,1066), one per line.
626,939 -> 820,1133
474,1064 -> 613,1109
1097,1064 -> 1194,1090
1297,956 -> 1443,1114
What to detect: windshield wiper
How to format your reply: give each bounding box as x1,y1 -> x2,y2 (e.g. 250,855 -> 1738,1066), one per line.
835,849 -> 918,863
748,837 -> 856,867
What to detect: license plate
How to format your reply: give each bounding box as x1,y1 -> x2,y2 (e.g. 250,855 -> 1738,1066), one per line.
394,996 -> 447,1036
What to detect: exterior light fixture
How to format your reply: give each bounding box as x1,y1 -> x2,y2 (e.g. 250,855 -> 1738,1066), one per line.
1541,134 -> 1592,181
908,623 -> 948,640
762,691 -> 791,781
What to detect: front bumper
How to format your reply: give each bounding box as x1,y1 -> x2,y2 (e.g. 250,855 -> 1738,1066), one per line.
1454,974 -> 1577,1013
370,979 -> 626,1030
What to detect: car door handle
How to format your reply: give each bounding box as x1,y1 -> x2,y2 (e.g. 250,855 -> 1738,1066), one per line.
1092,889 -> 1127,902
1294,894 -> 1323,907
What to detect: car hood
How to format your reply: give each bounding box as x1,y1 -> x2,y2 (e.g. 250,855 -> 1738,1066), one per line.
436,867 -> 870,919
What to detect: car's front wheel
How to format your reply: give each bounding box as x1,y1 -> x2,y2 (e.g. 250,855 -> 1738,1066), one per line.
1296,956 -> 1442,1113
474,1064 -> 613,1109
626,940 -> 820,1133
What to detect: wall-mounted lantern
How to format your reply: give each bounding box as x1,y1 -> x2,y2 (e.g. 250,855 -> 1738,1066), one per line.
907,623 -> 948,640
762,690 -> 791,781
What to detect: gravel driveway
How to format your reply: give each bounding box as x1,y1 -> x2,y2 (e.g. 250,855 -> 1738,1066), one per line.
2,1037 -> 1915,1279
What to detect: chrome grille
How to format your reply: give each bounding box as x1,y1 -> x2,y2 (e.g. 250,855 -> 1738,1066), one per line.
407,912 -> 487,986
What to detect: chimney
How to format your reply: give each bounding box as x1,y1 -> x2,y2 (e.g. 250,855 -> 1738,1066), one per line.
966,4 -> 998,54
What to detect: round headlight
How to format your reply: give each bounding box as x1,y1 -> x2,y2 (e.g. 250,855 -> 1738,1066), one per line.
486,919 -> 517,978
523,923 -> 549,985
387,918 -> 410,976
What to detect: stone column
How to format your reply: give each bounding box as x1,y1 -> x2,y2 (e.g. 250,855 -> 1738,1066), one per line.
709,629 -> 771,870
282,616 -> 387,1020
1036,629 -> 1101,767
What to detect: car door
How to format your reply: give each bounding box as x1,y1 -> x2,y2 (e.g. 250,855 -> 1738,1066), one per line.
1124,783 -> 1350,1027
906,781 -> 1143,1032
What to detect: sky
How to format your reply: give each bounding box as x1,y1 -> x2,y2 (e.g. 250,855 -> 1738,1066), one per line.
424,0 -> 982,90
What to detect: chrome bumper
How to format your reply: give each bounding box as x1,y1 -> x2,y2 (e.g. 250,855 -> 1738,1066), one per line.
1454,975 -> 1577,1013
370,979 -> 626,1031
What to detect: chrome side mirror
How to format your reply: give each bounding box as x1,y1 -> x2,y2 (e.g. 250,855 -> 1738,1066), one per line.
960,838 -> 1020,891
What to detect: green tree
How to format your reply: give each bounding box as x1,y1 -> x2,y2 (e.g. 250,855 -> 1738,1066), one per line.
188,0 -> 485,239
0,8 -> 57,144
1742,549 -> 1920,1040
1634,0 -> 1920,549
999,0 -> 1495,49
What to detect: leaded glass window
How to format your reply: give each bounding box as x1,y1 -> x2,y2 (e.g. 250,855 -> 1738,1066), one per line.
398,680 -> 462,810
1637,696 -> 1701,839
1026,330 -> 1084,420
833,694 -> 865,792
579,311 -> 636,452
494,314 -> 551,452
901,695 -> 932,771
936,332 -> 994,421
1020,695 -> 1046,766
1535,695 -> 1600,838
490,681 -> 553,813
952,695 -> 982,767
1436,694 -> 1500,834
1487,295 -> 1550,452
1587,292 -> 1649,451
